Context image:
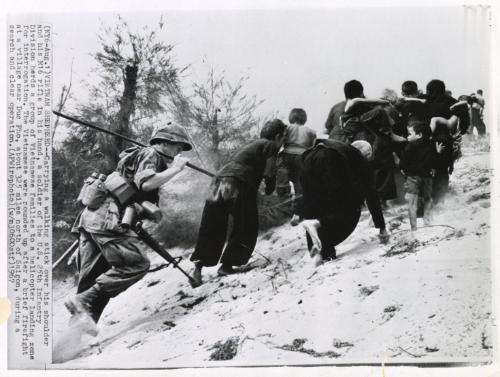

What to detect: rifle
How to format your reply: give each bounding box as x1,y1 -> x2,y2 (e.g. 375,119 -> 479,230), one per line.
52,111 -> 215,178
133,221 -> 197,286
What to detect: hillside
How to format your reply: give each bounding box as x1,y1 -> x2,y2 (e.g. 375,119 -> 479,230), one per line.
52,150 -> 492,368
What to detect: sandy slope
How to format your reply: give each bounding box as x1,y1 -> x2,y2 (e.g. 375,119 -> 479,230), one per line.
52,153 -> 492,368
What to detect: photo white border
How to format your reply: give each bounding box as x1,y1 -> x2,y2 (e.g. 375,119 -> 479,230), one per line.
1,0 -> 498,376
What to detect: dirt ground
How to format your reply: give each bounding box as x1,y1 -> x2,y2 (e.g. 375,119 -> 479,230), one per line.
52,150 -> 492,368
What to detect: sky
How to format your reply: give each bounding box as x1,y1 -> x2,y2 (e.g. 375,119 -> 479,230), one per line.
41,4 -> 493,136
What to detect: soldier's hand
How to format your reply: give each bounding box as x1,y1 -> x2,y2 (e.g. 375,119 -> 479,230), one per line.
171,155 -> 189,171
67,248 -> 79,266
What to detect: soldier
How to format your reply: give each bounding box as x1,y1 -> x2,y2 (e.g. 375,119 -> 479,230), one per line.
300,139 -> 388,266
66,125 -> 192,335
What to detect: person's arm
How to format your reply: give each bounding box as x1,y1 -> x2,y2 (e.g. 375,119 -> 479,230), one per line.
400,96 -> 426,104
141,155 -> 189,191
449,100 -> 468,112
365,181 -> 386,230
344,97 -> 389,112
429,116 -> 459,133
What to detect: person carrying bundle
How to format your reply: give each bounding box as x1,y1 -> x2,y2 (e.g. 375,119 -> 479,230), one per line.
300,139 -> 389,267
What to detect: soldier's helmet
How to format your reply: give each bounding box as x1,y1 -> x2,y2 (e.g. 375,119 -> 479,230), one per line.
149,123 -> 192,151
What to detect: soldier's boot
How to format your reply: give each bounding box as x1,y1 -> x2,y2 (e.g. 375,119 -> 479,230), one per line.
64,285 -> 103,337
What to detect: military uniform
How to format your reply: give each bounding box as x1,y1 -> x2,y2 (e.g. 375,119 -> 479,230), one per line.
68,126 -> 191,327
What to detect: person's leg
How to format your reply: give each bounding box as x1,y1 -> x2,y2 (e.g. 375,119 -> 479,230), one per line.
276,153 -> 291,198
319,208 -> 361,260
71,231 -> 111,324
76,230 -> 110,294
302,208 -> 361,264
477,118 -> 486,136
302,220 -> 323,266
190,199 -> 231,267
288,154 -> 304,224
421,177 -> 433,225
65,233 -> 151,331
220,187 -> 259,271
404,176 -> 421,231
94,235 -> 151,298
406,194 -> 418,231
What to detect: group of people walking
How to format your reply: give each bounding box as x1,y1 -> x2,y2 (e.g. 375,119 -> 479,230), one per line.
64,78 -> 486,335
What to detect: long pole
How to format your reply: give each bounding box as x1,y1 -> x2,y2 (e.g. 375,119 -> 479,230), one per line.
52,240 -> 78,270
53,111 -> 215,177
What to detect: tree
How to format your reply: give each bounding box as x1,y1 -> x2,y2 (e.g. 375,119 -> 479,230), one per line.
53,59 -> 73,142
72,15 -> 187,166
52,15 -> 189,271
172,66 -> 264,170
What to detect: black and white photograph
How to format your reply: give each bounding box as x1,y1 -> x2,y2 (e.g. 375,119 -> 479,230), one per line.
2,0 -> 498,373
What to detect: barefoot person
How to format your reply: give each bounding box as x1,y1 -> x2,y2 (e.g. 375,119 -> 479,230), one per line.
300,139 -> 388,266
190,119 -> 286,285
276,108 -> 316,226
66,125 -> 191,335
397,121 -> 443,232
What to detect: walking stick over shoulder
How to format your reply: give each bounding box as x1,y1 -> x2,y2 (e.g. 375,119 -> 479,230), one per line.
52,240 -> 78,270
53,111 -> 215,178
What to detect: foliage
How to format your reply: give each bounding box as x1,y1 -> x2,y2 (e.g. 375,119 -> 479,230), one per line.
168,66 -> 264,170
70,15 -> 187,166
52,16 -> 270,278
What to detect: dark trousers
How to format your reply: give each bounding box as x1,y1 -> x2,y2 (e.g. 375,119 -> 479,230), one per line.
191,184 -> 258,267
306,208 -> 361,259
77,230 -> 150,322
276,152 -> 304,217
471,109 -> 486,135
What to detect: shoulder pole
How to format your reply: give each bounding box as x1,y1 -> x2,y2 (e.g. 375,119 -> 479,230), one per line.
53,111 -> 215,178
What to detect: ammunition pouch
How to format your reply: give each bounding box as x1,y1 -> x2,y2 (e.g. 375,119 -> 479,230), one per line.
105,171 -> 138,207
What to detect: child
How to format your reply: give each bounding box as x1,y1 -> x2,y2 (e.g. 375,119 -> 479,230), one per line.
190,119 -> 286,286
276,108 -> 316,226
398,121 -> 443,231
